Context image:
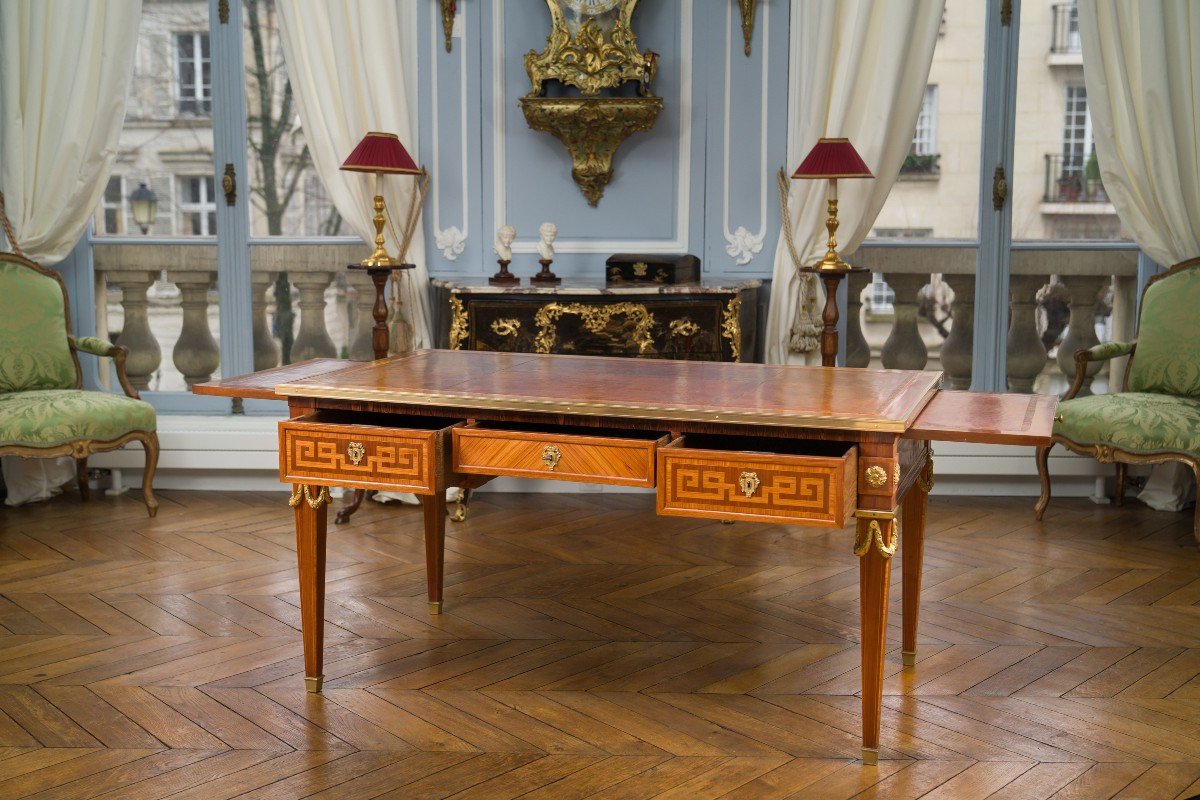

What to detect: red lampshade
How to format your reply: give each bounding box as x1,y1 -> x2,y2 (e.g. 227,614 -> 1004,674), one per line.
792,137 -> 873,179
341,131 -> 421,175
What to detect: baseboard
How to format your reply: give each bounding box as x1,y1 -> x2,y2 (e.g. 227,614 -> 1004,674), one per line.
87,414 -> 1121,497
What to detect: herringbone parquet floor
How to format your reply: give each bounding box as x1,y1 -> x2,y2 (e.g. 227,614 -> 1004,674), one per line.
0,489 -> 1198,799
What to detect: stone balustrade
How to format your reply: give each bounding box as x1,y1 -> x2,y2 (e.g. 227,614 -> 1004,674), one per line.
93,243 -> 372,392
850,245 -> 1139,394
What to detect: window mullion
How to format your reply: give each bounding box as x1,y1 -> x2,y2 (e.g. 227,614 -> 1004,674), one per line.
209,0 -> 253,381
971,0 -> 1022,392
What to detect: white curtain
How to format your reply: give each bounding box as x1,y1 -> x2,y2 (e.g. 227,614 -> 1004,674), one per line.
1078,1 -> 1200,267
0,0 -> 142,262
764,0 -> 945,364
276,0 -> 432,349
1079,1 -> 1200,512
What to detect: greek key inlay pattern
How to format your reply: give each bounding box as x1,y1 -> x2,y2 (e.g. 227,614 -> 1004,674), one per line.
284,431 -> 431,490
670,466 -> 833,514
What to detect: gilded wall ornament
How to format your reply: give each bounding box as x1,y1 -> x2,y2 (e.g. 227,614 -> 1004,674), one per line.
520,0 -> 662,205
738,0 -> 759,56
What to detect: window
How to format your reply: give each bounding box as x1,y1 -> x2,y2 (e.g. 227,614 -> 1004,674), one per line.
912,85 -> 938,157
1061,84 -> 1093,174
99,177 -> 126,235
176,32 -> 211,115
179,176 -> 216,235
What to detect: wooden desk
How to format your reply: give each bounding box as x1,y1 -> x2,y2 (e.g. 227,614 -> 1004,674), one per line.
196,350 -> 1056,764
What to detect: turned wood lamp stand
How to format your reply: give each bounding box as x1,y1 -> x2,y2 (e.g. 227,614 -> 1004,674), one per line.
801,265 -> 870,367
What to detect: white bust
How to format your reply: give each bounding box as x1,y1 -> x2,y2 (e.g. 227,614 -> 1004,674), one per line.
537,221 -> 557,261
493,225 -> 515,261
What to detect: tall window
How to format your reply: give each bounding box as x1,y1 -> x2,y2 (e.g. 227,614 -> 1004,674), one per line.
1061,84 -> 1093,173
912,85 -> 938,156
176,32 -> 211,115
99,177 -> 126,235
179,176 -> 216,235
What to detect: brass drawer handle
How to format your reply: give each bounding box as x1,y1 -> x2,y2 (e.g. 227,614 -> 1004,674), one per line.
347,441 -> 366,465
541,445 -> 562,470
738,470 -> 760,498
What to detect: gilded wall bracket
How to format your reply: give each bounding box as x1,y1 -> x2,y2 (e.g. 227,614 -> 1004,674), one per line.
521,0 -> 662,205
520,97 -> 662,206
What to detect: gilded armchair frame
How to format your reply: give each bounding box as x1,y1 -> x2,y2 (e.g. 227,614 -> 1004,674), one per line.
0,252 -> 159,516
1035,257 -> 1200,540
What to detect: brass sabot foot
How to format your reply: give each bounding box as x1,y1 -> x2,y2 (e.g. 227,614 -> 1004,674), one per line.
304,675 -> 324,693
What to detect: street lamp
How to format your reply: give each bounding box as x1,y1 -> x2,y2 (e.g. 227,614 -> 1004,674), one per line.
129,182 -> 158,234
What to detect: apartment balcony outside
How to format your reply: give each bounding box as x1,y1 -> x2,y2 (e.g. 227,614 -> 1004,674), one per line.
1048,3 -> 1083,65
898,152 -> 940,181
1041,153 -> 1117,219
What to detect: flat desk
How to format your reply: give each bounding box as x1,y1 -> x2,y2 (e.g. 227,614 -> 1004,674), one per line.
196,349 -> 1056,763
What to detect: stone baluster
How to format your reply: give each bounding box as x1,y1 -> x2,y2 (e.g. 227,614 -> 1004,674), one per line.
880,273 -> 929,370
1055,274 -> 1111,397
290,271 -> 338,361
104,270 -> 161,391
169,271 -> 221,388
1108,275 -> 1137,392
845,270 -> 872,368
251,271 -> 281,371
939,274 -> 974,389
1006,275 -> 1049,393
345,270 -> 377,361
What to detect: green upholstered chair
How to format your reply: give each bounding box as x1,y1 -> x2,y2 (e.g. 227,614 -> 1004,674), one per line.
1036,257 -> 1200,541
0,252 -> 158,515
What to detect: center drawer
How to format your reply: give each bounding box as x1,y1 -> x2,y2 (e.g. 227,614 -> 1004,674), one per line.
452,422 -> 668,487
657,434 -> 857,527
280,410 -> 463,495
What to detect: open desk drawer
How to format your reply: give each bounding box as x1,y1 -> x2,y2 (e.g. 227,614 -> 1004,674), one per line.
453,422 -> 668,487
657,434 -> 857,527
280,411 -> 463,494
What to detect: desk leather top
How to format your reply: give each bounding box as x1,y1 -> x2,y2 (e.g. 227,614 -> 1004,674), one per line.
196,351 -> 1055,443
272,350 -> 942,433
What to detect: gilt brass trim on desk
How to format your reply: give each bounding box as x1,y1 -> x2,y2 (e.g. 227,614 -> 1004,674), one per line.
721,297 -> 743,362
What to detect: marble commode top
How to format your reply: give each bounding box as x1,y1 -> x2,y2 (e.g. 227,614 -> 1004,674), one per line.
431,278 -> 762,296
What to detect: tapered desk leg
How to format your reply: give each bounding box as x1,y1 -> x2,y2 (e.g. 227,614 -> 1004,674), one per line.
294,485 -> 328,693
902,458 -> 931,667
858,515 -> 894,766
422,493 -> 447,614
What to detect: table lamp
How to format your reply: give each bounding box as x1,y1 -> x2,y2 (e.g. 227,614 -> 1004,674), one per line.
792,137 -> 873,366
340,131 -> 426,268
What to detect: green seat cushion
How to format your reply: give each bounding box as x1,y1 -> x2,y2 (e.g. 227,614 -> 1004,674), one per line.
0,261 -> 77,392
0,390 -> 156,448
1054,392 -> 1200,459
1129,267 -> 1200,398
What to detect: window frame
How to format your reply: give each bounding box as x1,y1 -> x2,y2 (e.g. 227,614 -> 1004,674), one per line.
175,30 -> 212,117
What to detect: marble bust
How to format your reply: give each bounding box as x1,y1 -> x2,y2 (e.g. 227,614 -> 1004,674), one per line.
493,225 -> 516,262
536,221 -> 557,261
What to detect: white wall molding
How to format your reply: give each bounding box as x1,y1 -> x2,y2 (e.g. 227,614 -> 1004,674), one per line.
430,3 -> 469,261
722,0 -> 769,266
491,0 -> 693,254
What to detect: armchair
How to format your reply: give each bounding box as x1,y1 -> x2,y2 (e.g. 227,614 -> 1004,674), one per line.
1036,257 -> 1200,541
0,252 -> 158,515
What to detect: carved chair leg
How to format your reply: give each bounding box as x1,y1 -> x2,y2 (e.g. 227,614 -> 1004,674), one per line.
76,457 -> 89,502
142,433 -> 159,518
336,488 -> 368,525
1114,462 -> 1127,507
1035,443 -> 1054,521
1192,461 -> 1200,546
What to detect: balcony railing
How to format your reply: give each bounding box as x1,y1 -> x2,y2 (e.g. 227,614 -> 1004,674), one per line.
1043,153 -> 1108,204
1050,3 -> 1081,55
899,153 -> 940,177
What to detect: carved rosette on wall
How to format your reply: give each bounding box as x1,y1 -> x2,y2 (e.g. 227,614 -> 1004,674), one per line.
519,0 -> 662,206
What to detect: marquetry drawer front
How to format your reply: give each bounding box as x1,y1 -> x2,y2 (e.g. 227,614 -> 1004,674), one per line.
280,413 -> 460,494
657,436 -> 857,527
453,424 -> 668,487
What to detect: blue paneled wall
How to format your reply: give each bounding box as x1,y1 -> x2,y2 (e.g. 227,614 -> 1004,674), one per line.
416,1 -> 791,283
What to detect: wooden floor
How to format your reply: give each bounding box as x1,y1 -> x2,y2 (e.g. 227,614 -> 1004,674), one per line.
0,490 -> 1198,799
